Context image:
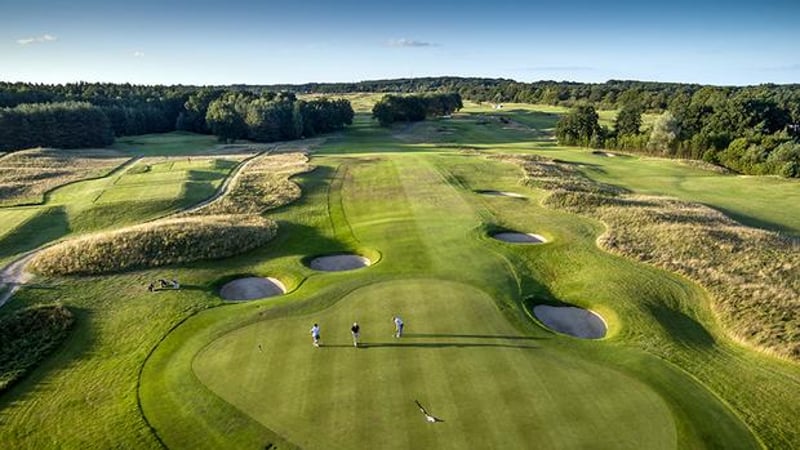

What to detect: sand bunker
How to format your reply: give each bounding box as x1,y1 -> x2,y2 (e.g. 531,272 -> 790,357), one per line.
592,151 -> 618,157
533,305 -> 607,339
492,232 -> 547,244
219,277 -> 286,301
308,254 -> 371,272
477,190 -> 526,198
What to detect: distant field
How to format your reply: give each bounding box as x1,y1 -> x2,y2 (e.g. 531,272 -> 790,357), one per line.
112,132 -> 220,156
462,102 -> 659,131
503,145 -> 800,235
0,148 -> 130,206
299,92 -> 382,113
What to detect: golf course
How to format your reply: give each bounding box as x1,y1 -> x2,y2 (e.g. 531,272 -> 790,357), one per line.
1,102 -> 798,450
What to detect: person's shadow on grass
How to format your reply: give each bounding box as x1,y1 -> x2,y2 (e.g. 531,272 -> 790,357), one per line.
321,333 -> 545,350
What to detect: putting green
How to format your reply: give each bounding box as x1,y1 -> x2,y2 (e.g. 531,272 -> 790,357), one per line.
194,279 -> 676,450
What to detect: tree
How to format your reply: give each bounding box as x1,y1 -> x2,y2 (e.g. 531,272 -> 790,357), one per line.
648,111 -> 680,154
205,96 -> 247,143
176,89 -> 224,134
371,93 -> 461,126
614,104 -> 642,136
555,105 -> 602,147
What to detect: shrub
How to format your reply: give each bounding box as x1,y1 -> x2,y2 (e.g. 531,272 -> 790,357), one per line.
0,304 -> 74,393
27,215 -> 277,275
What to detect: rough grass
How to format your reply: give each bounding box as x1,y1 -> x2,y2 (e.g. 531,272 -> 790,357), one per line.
192,152 -> 313,215
0,304 -> 74,393
27,215 -> 278,276
0,148 -> 130,206
498,154 -> 800,359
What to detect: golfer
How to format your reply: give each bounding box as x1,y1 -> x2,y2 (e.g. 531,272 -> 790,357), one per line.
392,316 -> 404,338
310,323 -> 321,347
351,322 -> 360,347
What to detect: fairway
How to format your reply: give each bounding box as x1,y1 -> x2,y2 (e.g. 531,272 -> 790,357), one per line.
195,280 -> 676,450
140,147 -> 768,449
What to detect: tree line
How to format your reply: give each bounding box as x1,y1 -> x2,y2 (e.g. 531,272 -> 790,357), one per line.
372,93 -> 463,126
0,83 -> 353,151
555,97 -> 800,177
2,78 -> 798,174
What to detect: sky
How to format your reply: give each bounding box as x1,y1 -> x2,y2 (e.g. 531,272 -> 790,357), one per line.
1,0 -> 799,86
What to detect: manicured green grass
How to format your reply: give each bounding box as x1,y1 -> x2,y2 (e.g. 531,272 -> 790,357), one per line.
0,206 -> 69,266
1,116 -> 797,449
194,281 -> 677,450
112,132 -> 219,156
0,207 -> 41,240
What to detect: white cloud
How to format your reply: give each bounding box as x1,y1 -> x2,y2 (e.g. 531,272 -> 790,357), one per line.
133,51 -> 145,57
16,34 -> 57,45
387,38 -> 438,48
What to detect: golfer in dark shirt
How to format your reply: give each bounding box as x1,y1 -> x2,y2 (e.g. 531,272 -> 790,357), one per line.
351,322 -> 360,347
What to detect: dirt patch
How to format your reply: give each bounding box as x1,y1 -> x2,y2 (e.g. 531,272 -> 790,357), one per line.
533,305 -> 607,339
477,190 -> 526,199
219,277 -> 286,301
492,232 -> 547,244
308,254 -> 371,272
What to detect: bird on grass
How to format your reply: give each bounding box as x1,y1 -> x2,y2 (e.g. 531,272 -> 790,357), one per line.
414,400 -> 444,423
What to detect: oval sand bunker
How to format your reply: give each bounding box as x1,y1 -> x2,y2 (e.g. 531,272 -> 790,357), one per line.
477,190 -> 526,198
533,305 -> 607,339
492,232 -> 547,244
220,277 -> 286,301
309,254 -> 371,272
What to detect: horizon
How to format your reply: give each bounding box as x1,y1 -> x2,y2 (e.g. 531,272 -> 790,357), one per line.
2,0 -> 799,86
1,75 -> 799,89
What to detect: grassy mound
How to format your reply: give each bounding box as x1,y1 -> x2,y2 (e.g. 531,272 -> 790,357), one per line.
27,215 -> 277,275
195,152 -> 313,215
499,154 -> 800,360
0,304 -> 74,393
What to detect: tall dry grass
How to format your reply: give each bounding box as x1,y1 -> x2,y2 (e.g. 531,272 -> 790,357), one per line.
0,148 -> 129,206
27,215 -> 277,276
496,154 -> 800,360
192,152 -> 313,215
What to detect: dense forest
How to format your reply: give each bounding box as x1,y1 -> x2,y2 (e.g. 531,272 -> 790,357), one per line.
1,78 -> 798,176
0,83 -> 352,151
0,102 -> 114,151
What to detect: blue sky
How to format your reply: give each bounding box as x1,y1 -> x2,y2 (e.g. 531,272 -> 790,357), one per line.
1,0 -> 798,86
